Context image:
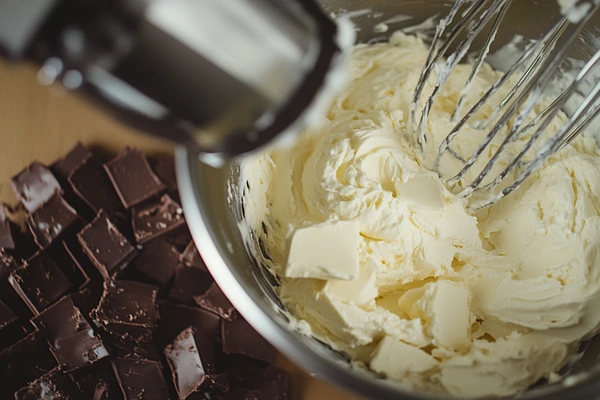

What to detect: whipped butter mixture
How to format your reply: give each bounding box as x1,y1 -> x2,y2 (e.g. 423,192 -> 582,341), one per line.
239,32 -> 600,397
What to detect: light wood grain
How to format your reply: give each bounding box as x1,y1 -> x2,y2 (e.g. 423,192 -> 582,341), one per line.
0,60 -> 360,400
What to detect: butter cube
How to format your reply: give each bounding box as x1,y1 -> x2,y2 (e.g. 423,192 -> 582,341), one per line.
285,220 -> 360,280
370,336 -> 438,378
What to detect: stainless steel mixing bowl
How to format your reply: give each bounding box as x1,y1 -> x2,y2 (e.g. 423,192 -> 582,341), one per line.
176,1 -> 600,399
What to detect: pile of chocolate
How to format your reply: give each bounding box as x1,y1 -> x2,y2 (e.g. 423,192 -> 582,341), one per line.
0,144 -> 288,399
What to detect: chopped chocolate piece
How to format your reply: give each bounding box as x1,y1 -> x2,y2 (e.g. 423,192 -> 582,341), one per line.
112,358 -> 171,400
32,296 -> 108,371
48,240 -> 90,288
11,161 -> 61,213
51,142 -> 92,182
9,252 -> 72,314
0,299 -> 16,329
180,241 -> 207,271
0,330 -> 59,393
0,252 -> 35,322
107,210 -> 136,245
208,373 -> 230,393
157,302 -> 220,346
195,283 -> 235,320
164,327 -> 217,399
250,366 -> 289,400
129,238 -> 179,286
132,194 -> 185,244
78,211 -> 136,279
150,156 -> 177,193
0,320 -> 29,353
91,280 -> 158,344
168,264 -> 212,305
0,204 -> 15,250
222,316 -> 275,363
114,342 -> 162,362
68,157 -> 122,213
105,148 -> 166,209
14,367 -> 79,400
27,194 -> 82,248
69,359 -> 122,400
63,239 -> 103,281
166,226 -> 192,253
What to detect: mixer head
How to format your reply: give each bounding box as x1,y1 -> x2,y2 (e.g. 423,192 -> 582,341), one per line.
411,0 -> 600,208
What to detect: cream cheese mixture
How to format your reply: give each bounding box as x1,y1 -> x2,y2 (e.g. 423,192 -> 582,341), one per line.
239,32 -> 600,397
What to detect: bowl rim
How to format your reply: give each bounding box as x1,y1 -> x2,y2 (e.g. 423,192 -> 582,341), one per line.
175,147 -> 600,400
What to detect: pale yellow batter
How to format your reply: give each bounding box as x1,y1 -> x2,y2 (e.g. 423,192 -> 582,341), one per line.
239,32 -> 600,397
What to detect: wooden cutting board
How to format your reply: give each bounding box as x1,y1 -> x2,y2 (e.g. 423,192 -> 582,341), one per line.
0,60 -> 361,400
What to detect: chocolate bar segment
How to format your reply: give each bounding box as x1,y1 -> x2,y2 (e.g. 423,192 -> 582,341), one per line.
11,161 -> 61,213
27,194 -> 82,248
168,264 -> 212,305
150,156 -> 178,193
112,358 -> 171,400
129,238 -> 179,286
78,211 -> 136,279
132,194 -> 185,244
68,358 -> 122,400
105,148 -> 166,208
157,302 -> 220,346
68,157 -> 122,213
0,330 -> 59,393
0,204 -> 15,250
32,296 -> 108,371
222,316 -> 276,364
51,142 -> 92,182
14,367 -> 79,400
180,241 -> 207,271
91,280 -> 158,345
0,299 -> 17,329
195,282 -> 235,320
8,252 -> 72,314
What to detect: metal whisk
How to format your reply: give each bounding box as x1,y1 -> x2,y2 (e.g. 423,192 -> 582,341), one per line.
412,0 -> 600,208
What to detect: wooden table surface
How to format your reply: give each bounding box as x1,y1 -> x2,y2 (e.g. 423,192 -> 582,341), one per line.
0,60 -> 361,400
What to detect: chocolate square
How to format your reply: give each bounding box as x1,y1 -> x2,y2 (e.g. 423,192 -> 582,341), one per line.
150,156 -> 177,193
168,264 -> 212,305
195,283 -> 235,320
27,194 -> 82,248
157,302 -> 220,346
112,358 -> 171,400
48,240 -> 90,288
68,157 -> 122,213
132,194 -> 185,244
11,161 -> 61,213
0,204 -> 15,250
180,240 -> 207,271
69,282 -> 103,320
164,327 -> 216,399
222,316 -> 275,363
0,330 -> 59,393
0,300 -> 27,353
129,238 -> 179,286
0,299 -> 17,329
63,239 -> 103,281
78,211 -> 136,279
68,358 -> 122,400
0,252 -> 35,321
32,296 -> 108,371
51,142 -> 92,182
8,252 -> 72,314
104,148 -> 166,209
14,367 -> 79,400
247,366 -> 289,400
91,280 -> 158,344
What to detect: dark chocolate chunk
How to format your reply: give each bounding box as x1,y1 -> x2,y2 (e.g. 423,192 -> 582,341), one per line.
157,302 -> 220,346
150,156 -> 177,193
129,238 -> 179,286
0,252 -> 35,322
0,204 -> 15,250
195,283 -> 235,320
105,148 -> 166,209
0,330 -> 59,393
168,264 -> 212,305
164,327 -> 217,399
63,239 -> 103,281
69,358 -> 122,400
132,194 -> 185,244
27,194 -> 82,248
112,358 -> 171,400
11,161 -> 61,213
166,225 -> 192,253
208,373 -> 230,393
51,142 -> 92,182
14,367 -> 79,400
114,342 -> 162,362
68,157 -> 122,213
48,240 -> 90,288
222,316 -> 275,363
0,300 -> 17,329
91,280 -> 158,344
180,241 -> 207,271
250,366 -> 289,400
69,283 -> 103,321
78,211 -> 136,279
8,252 -> 72,314
32,296 -> 108,371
